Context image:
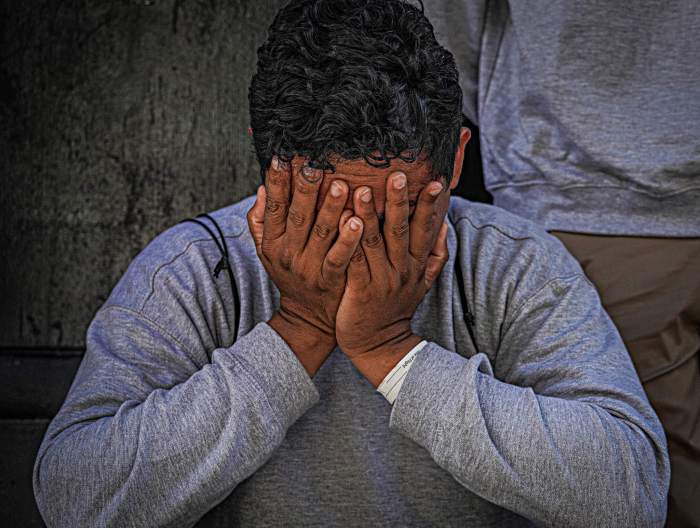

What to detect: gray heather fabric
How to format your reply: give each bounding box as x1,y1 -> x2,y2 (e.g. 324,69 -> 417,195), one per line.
33,195 -> 669,527
424,0 -> 700,237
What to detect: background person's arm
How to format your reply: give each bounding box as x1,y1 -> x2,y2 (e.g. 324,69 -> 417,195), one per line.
32,304 -> 321,528
388,274 -> 670,527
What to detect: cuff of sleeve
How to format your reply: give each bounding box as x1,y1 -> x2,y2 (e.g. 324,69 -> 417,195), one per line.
388,342 -> 493,453
377,340 -> 428,404
221,321 -> 321,431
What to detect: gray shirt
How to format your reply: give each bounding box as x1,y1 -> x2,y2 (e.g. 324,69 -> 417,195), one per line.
33,195 -> 669,527
425,0 -> 700,237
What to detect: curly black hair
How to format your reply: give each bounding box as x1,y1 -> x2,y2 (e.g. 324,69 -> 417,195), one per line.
248,0 -> 463,185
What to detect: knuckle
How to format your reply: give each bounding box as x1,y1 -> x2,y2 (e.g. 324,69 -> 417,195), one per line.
398,269 -> 410,285
317,277 -> 331,292
422,211 -> 437,231
390,220 -> 409,239
356,289 -> 372,304
295,178 -> 316,195
279,248 -> 293,270
268,171 -> 286,187
392,197 -> 409,208
325,255 -> 344,269
287,207 -> 306,227
351,247 -> 365,263
261,239 -> 275,257
364,231 -> 383,248
413,252 -> 428,267
265,196 -> 286,218
313,223 -> 331,240
300,269 -> 315,286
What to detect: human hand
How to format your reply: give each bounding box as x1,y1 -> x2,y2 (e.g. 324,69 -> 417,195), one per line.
334,171 -> 449,386
246,156 -> 365,371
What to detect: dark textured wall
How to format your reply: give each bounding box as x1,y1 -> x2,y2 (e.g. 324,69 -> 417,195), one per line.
1,0 -> 289,350
0,1 -> 487,525
0,1 -> 286,525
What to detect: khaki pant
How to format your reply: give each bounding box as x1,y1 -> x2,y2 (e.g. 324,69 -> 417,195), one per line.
551,232 -> 700,528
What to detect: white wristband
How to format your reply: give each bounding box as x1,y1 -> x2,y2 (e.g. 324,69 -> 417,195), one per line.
376,340 -> 427,404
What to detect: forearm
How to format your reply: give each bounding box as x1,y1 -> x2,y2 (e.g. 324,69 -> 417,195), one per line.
33,322 -> 319,528
389,343 -> 668,527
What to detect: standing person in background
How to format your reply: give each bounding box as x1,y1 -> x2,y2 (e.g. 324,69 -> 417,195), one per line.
424,2 -> 700,526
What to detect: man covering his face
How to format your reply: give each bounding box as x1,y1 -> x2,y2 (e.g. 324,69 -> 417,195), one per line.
33,1 -> 669,526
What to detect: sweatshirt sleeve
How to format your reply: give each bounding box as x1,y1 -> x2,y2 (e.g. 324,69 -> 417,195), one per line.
388,275 -> 670,527
33,305 -> 320,528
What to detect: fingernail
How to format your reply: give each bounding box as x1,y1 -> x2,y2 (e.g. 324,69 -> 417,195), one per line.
429,182 -> 443,196
302,164 -> 322,183
393,172 -> 406,189
349,218 -> 362,231
330,181 -> 344,197
360,188 -> 372,203
271,156 -> 279,171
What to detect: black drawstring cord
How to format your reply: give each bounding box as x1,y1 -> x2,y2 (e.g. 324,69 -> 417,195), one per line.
180,218 -> 227,273
179,214 -> 241,344
454,260 -> 478,355
196,213 -> 241,342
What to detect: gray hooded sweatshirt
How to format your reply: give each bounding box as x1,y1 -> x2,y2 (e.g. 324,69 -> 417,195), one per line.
33,195 -> 669,527
425,0 -> 700,237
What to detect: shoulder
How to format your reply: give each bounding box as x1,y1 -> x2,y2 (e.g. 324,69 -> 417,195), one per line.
448,195 -> 582,280
447,197 -> 588,350
104,194 -> 258,313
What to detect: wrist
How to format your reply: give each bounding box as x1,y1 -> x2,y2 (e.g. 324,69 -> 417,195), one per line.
349,332 -> 423,389
268,311 -> 337,378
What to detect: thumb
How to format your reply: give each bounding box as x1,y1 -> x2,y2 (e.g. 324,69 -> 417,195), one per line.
424,222 -> 449,289
247,185 -> 266,256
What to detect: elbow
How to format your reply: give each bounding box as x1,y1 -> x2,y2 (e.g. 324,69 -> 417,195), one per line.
619,490 -> 667,528
579,480 -> 667,528
605,407 -> 671,527
634,466 -> 669,528
33,445 -> 64,527
635,432 -> 671,527
617,441 -> 670,528
33,439 -> 97,528
33,445 -> 78,528
576,421 -> 670,527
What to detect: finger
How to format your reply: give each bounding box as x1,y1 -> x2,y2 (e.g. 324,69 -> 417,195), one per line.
262,156 -> 291,247
304,179 -> 348,260
353,186 -> 389,281
383,171 -> 410,277
409,180 -> 443,267
321,215 -> 364,286
424,222 -> 449,289
346,241 -> 370,289
285,160 -> 324,254
339,208 -> 354,229
246,185 -> 266,258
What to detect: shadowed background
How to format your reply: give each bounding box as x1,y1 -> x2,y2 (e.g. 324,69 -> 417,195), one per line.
0,1 -> 488,525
